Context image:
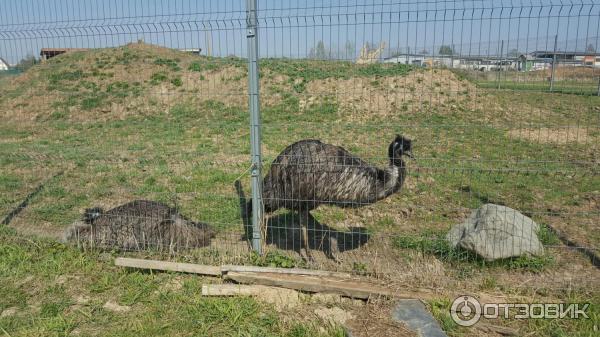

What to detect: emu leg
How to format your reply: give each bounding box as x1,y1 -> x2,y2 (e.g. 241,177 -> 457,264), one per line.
299,211 -> 313,261
305,212 -> 339,260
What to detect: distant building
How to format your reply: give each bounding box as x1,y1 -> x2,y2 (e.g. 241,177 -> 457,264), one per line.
384,54 -> 516,70
528,50 -> 600,68
383,54 -> 461,68
40,48 -> 88,62
40,46 -> 203,62
0,57 -> 9,71
383,54 -> 428,66
179,48 -> 202,55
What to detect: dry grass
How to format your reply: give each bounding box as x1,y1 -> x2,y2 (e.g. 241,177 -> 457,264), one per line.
507,127 -> 592,144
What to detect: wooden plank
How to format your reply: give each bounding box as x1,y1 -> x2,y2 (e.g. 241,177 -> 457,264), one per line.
202,284 -> 295,296
114,257 -> 221,276
224,271 -> 437,300
221,265 -> 351,278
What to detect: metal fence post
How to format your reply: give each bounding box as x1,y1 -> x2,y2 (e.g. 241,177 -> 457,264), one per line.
550,34 -> 558,92
497,40 -> 504,90
246,0 -> 263,254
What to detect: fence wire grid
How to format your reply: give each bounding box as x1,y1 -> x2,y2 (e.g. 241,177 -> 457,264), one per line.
0,0 -> 599,295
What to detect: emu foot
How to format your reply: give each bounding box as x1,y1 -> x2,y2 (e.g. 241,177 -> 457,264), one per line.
300,248 -> 315,263
326,236 -> 340,263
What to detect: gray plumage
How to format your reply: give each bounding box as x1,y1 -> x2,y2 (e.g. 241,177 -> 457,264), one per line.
262,135 -> 412,212
63,200 -> 215,252
249,135 -> 413,258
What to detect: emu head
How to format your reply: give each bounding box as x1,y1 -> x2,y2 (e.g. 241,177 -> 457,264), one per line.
388,134 -> 413,166
83,207 -> 104,224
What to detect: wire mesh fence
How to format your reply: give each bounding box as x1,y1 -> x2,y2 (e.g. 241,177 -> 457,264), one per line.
0,0 -> 599,296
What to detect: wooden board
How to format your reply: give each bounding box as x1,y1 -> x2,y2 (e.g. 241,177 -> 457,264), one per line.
114,257 -> 221,276
202,284 -> 297,296
221,265 -> 351,278
224,271 -> 437,300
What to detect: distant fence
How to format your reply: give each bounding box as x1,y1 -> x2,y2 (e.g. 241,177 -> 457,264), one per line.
0,0 -> 598,290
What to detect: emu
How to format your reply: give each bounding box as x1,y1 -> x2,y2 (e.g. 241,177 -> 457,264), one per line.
63,200 -> 215,253
248,135 -> 413,259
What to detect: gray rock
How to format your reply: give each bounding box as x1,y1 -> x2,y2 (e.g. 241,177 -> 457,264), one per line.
446,204 -> 544,261
392,299 -> 448,337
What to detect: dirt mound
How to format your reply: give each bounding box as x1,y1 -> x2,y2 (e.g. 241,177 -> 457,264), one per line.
0,42 -> 247,121
300,69 -> 475,120
0,42 -> 473,122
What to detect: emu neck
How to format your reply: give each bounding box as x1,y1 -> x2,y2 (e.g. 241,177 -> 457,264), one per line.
380,159 -> 406,198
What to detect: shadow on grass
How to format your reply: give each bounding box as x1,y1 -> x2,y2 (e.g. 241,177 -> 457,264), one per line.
235,180 -> 371,259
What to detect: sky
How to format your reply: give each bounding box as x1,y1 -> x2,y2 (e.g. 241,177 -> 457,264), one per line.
1,0 -> 599,65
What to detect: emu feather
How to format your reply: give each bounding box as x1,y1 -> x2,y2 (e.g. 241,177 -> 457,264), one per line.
64,200 -> 215,253
249,135 -> 413,259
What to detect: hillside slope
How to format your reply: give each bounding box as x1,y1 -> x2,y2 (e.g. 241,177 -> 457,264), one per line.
0,42 -> 478,122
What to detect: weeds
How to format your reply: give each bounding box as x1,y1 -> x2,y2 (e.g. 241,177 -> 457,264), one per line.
154,58 -> 181,72
249,251 -> 303,268
170,77 -> 183,87
261,58 -> 412,82
150,72 -> 168,85
188,61 -> 218,72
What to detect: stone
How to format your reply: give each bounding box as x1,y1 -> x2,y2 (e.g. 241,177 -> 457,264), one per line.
392,299 -> 447,337
446,204 -> 544,261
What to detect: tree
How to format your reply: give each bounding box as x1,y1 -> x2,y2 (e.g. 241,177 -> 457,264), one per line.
309,40 -> 329,60
508,48 -> 522,57
438,45 -> 454,55
344,40 -> 355,59
16,54 -> 38,71
586,44 -> 596,53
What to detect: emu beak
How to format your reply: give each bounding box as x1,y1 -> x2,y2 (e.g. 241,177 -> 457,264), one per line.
405,151 -> 415,160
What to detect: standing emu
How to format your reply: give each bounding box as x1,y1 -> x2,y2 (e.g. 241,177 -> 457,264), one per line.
63,200 -> 215,253
247,135 -> 413,259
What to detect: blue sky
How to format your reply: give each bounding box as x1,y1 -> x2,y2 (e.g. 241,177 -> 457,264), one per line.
1,0 -> 599,65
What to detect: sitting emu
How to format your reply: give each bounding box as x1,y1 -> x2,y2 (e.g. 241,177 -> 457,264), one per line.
63,200 -> 215,253
247,135 -> 413,259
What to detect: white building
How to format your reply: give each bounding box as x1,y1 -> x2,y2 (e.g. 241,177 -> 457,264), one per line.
383,54 -> 461,68
0,57 -> 9,71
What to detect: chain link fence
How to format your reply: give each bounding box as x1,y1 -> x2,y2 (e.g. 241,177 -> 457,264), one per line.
0,0 -> 599,296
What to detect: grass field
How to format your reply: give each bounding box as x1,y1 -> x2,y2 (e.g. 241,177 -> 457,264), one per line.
0,43 -> 599,336
454,67 -> 600,95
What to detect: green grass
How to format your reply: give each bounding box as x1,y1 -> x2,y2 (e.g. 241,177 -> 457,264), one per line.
170,77 -> 183,87
261,59 -> 412,83
392,230 -> 556,273
476,80 -> 598,96
248,251 -> 304,268
188,61 -> 219,72
150,72 -> 168,85
427,296 -> 599,337
0,225 -> 345,337
153,58 -> 181,72
452,69 -> 599,96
